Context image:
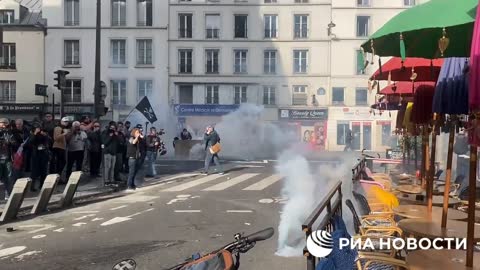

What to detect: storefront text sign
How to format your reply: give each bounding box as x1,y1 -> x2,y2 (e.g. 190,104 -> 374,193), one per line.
329,107 -> 391,121
279,109 -> 328,120
174,104 -> 240,116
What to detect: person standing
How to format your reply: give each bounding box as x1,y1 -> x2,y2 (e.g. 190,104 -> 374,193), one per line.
123,121 -> 131,173
0,118 -> 14,199
65,121 -> 87,180
30,125 -> 51,191
344,129 -> 353,152
87,122 -> 102,178
180,128 -> 192,140
202,125 -> 223,175
52,117 -> 70,183
146,127 -> 160,177
114,124 -> 126,182
126,128 -> 143,191
101,122 -> 118,185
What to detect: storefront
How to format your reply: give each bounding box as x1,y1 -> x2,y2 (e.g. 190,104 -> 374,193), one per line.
173,104 -> 240,139
278,108 -> 328,150
0,103 -> 44,120
327,107 -> 397,152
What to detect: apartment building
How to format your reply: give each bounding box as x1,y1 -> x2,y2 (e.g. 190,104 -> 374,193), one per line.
42,0 -> 168,120
0,0 -> 46,120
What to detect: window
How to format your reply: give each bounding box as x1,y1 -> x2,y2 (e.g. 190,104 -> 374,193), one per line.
264,15 -> 278,38
178,49 -> 193,74
206,14 -> 220,39
179,14 -> 192,38
111,39 -> 126,65
356,16 -> 370,37
234,50 -> 247,74
0,10 -> 14,24
179,85 -> 193,104
293,50 -> 308,73
357,0 -> 369,6
136,39 -> 152,65
205,85 -> 219,104
295,0 -> 308,2
294,15 -> 308,38
355,88 -> 368,105
234,15 -> 248,38
0,81 -> 15,102
356,50 -> 365,75
404,0 -> 415,6
292,85 -> 307,105
234,85 -> 247,104
64,40 -> 80,66
0,44 -> 15,69
64,0 -> 79,26
205,49 -> 219,74
137,0 -> 152,26
263,86 -> 275,105
381,123 -> 392,145
111,0 -> 126,26
264,50 -> 276,74
137,80 -> 152,101
337,122 -> 349,145
332,87 -> 345,105
111,80 -> 127,105
64,79 -> 82,103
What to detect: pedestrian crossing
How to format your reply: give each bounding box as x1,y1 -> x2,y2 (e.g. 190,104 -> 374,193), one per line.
160,172 -> 283,192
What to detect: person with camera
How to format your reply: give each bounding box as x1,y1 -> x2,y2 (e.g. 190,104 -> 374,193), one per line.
30,124 -> 51,191
202,125 -> 223,175
52,117 -> 70,183
101,122 -> 119,185
0,118 -> 14,199
65,121 -> 87,181
145,127 -> 162,177
87,121 -> 102,178
126,128 -> 143,191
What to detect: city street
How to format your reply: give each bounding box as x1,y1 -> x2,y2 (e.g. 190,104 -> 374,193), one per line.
0,161 -> 305,270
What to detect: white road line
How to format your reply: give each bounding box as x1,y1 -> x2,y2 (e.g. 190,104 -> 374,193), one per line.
32,235 -> 46,239
203,173 -> 259,191
72,210 -> 99,214
226,210 -> 253,213
174,210 -> 202,213
101,208 -> 155,226
164,173 -> 198,181
74,214 -> 96,220
243,174 -> 283,190
91,218 -> 104,221
72,222 -> 87,227
110,205 -> 128,210
127,208 -> 155,218
19,224 -> 56,234
162,174 -> 226,192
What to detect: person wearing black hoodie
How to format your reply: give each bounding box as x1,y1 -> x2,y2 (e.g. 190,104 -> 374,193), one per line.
30,125 -> 51,191
101,122 -> 119,185
87,122 -> 102,178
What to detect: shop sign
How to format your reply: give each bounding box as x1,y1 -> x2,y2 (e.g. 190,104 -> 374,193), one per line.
47,104 -> 95,114
279,108 -> 328,120
174,104 -> 240,116
329,107 -> 390,120
0,103 -> 44,113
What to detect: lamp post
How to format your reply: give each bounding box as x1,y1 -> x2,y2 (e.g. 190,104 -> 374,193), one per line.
94,0 -> 103,118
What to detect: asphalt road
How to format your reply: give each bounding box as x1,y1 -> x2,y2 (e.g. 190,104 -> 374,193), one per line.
0,162 -> 305,270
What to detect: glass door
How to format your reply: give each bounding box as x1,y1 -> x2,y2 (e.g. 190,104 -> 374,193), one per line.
363,122 -> 372,150
352,122 -> 361,150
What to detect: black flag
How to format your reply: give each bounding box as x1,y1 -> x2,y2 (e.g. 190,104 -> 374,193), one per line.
135,96 -> 157,123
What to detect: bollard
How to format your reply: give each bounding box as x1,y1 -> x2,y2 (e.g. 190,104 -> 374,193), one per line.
31,174 -> 60,215
59,171 -> 82,208
0,178 -> 32,222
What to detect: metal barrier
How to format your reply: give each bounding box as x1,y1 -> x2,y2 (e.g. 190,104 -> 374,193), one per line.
352,157 -> 366,181
302,181 -> 343,270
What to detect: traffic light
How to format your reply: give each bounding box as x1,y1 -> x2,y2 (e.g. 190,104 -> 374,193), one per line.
53,70 -> 70,90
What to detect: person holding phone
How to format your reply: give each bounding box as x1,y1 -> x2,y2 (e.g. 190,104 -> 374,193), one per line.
30,125 -> 50,191
126,128 -> 143,191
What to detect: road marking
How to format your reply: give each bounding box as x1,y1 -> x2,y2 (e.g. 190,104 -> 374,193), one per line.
166,198 -> 188,205
53,228 -> 64,232
243,174 -> 282,190
91,218 -> 104,221
15,251 -> 42,261
72,210 -> 99,214
19,224 -> 56,234
245,223 -> 251,226
226,210 -> 253,213
32,234 -> 46,239
74,214 -> 96,220
116,195 -> 159,202
236,165 -> 265,168
72,222 -> 87,227
177,194 -> 191,198
110,205 -> 128,210
127,208 -> 154,218
164,173 -> 198,181
162,174 -> 226,192
0,246 -> 26,258
203,173 -> 259,191
100,208 -> 155,226
174,210 -> 202,213
259,198 -> 274,204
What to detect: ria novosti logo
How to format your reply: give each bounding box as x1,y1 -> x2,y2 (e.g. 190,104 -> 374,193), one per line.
307,230 -> 467,258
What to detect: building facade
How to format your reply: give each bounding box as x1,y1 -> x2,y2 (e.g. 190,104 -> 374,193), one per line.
42,0 -> 168,120
0,0 -> 46,119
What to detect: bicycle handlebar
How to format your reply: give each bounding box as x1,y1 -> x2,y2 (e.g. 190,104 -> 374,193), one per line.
245,227 -> 274,243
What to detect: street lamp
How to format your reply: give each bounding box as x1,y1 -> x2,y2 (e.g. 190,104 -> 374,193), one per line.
94,0 -> 102,118
327,21 -> 336,36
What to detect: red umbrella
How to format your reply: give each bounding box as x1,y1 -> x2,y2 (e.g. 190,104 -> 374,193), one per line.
370,57 -> 443,82
380,81 -> 436,95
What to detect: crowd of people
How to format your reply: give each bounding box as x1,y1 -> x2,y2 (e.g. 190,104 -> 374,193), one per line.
0,113 -> 167,199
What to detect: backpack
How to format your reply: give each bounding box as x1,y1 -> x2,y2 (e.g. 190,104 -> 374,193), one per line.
180,250 -> 234,270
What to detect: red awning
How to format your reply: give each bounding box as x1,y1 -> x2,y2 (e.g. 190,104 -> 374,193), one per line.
380,81 -> 436,95
370,57 -> 443,82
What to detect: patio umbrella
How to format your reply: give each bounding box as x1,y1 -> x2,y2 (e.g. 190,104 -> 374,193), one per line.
361,0 -> 477,59
465,2 -> 480,267
371,57 -> 443,82
380,81 -> 436,95
433,58 -> 469,115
